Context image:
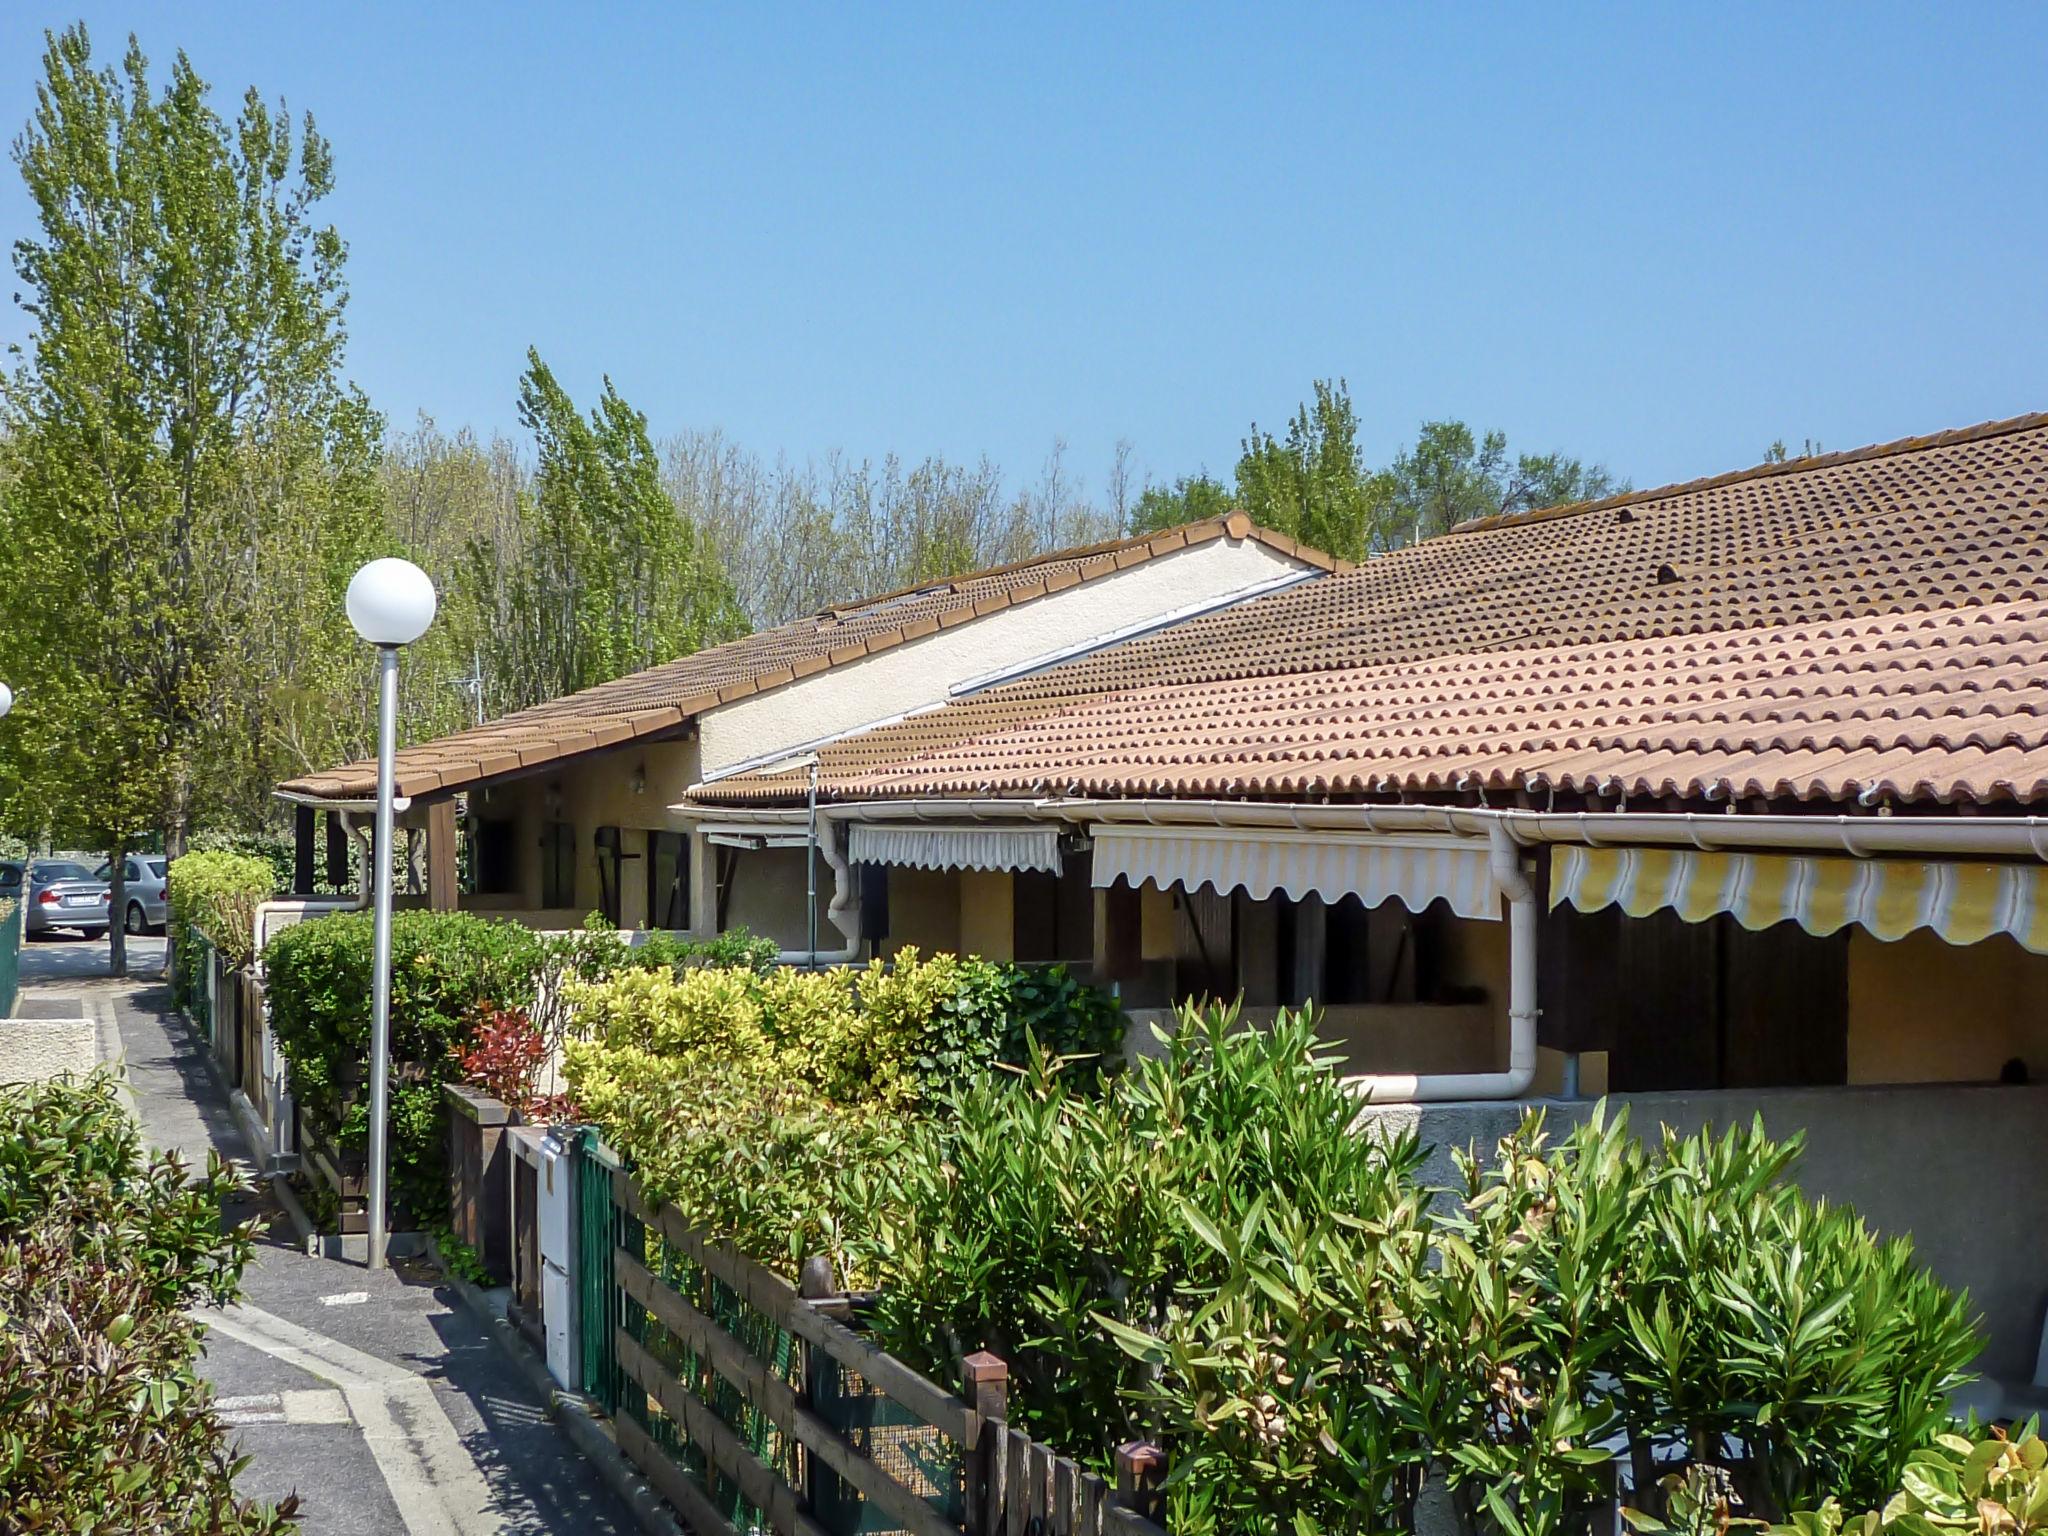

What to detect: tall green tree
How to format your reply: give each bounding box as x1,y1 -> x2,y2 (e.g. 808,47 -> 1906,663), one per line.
1124,471 -> 1234,536
0,25 -> 371,972
462,352 -> 746,712
1382,420 -> 1623,543
1235,379 -> 1397,561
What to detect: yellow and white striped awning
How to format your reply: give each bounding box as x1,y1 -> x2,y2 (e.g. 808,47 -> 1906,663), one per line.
1090,826 -> 1500,920
1550,844 -> 2048,954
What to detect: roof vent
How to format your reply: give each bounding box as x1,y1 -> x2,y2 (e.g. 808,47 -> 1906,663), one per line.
1655,562 -> 1680,586
1616,507 -> 1635,524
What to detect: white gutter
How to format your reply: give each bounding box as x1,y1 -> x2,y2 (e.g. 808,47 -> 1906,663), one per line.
779,813 -> 863,967
1342,821 -> 1537,1105
272,788 -> 412,815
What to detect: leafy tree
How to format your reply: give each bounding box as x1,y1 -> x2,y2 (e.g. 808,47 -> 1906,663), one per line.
1234,378 -> 1396,561
1382,419 -> 1623,544
460,351 -> 747,711
1125,471 -> 1234,535
0,26 -> 372,972
1765,437 -> 1824,463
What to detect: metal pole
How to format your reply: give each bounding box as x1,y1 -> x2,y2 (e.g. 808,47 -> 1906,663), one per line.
367,644 -> 399,1269
805,760 -> 819,969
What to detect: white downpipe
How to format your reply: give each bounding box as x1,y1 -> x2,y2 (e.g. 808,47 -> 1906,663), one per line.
776,812 -> 862,967
1343,821 -> 1539,1105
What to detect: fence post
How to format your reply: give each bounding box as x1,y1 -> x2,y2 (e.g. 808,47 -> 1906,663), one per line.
962,1351 -> 1009,1536
1114,1441 -> 1166,1524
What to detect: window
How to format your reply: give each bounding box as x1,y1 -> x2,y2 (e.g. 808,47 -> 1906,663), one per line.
647,831 -> 689,931
540,822 -> 576,910
594,827 -> 625,928
471,820 -> 518,896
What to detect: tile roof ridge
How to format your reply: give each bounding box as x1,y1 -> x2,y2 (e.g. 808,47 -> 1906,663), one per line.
1447,408 -> 2048,538
815,514 -> 1347,619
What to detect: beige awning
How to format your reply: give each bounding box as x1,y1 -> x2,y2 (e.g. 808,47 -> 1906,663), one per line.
1550,844 -> 2048,953
847,823 -> 1062,875
1089,826 -> 1499,920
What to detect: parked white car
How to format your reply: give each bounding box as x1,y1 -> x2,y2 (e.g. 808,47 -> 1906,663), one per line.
94,856 -> 169,936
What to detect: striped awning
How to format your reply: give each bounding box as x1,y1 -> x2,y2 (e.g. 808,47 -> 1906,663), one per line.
1550,844 -> 2048,954
1090,826 -> 1499,920
847,823 -> 1062,875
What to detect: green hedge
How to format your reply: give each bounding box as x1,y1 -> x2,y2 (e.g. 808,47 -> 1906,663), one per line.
264,909 -> 544,1225
167,850 -> 276,1012
577,1001 -> 1982,1536
0,1072 -> 293,1532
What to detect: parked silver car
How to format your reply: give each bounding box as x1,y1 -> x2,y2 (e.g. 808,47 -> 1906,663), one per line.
26,859 -> 110,938
95,855 -> 169,935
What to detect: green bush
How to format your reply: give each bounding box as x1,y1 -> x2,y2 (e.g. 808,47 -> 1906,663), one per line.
0,1072 -> 293,1532
167,849 -> 276,1007
264,908 -> 545,1224
570,992 -> 1978,1535
861,1006 -> 1428,1488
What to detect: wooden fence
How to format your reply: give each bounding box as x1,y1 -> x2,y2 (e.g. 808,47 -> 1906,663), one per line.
583,1149 -> 1172,1536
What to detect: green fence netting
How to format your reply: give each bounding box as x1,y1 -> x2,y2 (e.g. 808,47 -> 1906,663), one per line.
574,1132 -> 965,1536
0,895 -> 20,1019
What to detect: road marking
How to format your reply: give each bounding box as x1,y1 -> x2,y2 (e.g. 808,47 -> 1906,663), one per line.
201,1302 -> 506,1535
320,1291 -> 371,1307
282,1388 -> 352,1424
213,1389 -> 351,1426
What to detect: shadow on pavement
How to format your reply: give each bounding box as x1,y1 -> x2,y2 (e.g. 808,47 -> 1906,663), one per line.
423,1306 -> 633,1536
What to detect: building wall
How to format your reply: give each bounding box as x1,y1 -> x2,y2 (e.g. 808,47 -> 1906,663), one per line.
1356,1083 -> 2048,1383
885,866 -> 963,958
450,737 -> 703,931
1848,928 -> 2048,1084
719,845 -> 830,953
696,537 -> 1312,775
959,870 -> 1015,960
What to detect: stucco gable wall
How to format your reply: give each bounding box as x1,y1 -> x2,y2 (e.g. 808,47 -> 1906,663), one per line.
696,535 -> 1311,777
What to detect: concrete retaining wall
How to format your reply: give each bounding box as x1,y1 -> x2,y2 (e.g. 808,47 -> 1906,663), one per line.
1358,1083 -> 2048,1382
0,1015 -> 99,1085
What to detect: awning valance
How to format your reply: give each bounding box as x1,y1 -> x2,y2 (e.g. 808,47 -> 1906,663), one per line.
1090,826 -> 1499,921
847,823 -> 1062,875
1550,844 -> 2048,954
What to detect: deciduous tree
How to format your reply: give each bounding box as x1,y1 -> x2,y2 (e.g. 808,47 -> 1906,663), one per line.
0,25 -> 373,970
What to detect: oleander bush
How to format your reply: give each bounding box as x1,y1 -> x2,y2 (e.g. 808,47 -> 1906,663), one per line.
0,1072 -> 294,1532
167,849 -> 276,1008
571,990 -> 1982,1536
264,908 -> 545,1223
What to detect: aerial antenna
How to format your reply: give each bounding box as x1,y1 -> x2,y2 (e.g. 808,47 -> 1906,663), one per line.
449,649 -> 485,726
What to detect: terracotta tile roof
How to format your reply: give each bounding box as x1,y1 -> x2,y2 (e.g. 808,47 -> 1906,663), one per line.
277,515 -> 1340,801
694,412 -> 2048,811
703,600 -> 2048,808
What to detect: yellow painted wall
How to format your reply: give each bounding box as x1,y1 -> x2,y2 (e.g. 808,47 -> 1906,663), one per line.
1848,928 -> 2048,1084
446,738 -> 702,928
958,871 -> 1015,960
1140,882 -> 1176,960
885,867 -> 963,958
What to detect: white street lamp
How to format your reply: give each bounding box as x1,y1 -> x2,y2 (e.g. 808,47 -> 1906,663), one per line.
0,682 -> 14,719
346,558 -> 436,1270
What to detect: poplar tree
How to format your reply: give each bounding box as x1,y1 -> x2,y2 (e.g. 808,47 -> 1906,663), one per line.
0,26 -> 368,972
462,351 -> 747,712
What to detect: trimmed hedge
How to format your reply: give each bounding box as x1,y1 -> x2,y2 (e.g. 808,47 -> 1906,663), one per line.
0,1072 -> 293,1532
167,850 -> 275,1011
264,909 -> 544,1224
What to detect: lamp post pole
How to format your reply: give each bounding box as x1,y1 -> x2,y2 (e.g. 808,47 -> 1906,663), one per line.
366,642 -> 399,1270
346,558 -> 436,1273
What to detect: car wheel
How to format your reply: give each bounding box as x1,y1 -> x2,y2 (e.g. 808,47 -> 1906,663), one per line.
125,902 -> 145,936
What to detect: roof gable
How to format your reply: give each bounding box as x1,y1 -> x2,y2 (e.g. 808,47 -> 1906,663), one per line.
279,515 -> 1339,801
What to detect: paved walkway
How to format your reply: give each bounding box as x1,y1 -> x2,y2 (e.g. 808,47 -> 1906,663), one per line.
21,940 -> 636,1536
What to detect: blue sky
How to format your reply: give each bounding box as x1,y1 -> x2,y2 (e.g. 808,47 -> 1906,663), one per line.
3,3 -> 2044,502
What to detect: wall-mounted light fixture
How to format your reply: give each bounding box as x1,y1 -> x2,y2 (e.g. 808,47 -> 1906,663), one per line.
630,765 -> 647,796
